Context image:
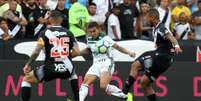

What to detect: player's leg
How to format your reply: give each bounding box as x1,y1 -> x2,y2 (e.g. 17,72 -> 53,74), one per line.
140,75 -> 157,101
69,70 -> 79,101
100,71 -> 127,99
139,54 -> 171,101
21,70 -> 38,101
122,60 -> 142,94
79,74 -> 97,101
123,51 -> 155,94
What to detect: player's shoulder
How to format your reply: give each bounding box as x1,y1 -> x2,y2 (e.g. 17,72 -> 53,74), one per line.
157,23 -> 167,33
38,28 -> 49,38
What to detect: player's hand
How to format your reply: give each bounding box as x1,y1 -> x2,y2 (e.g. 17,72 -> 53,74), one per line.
129,52 -> 136,58
23,65 -> 32,74
175,46 -> 182,54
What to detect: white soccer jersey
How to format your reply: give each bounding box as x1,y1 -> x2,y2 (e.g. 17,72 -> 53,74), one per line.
86,34 -> 116,77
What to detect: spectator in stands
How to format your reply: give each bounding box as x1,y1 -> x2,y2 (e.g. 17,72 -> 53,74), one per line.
92,0 -> 109,23
119,0 -> 139,40
187,0 -> 198,13
33,0 -> 50,38
3,0 -> 27,39
56,0 -> 69,29
21,0 -> 38,38
172,0 -> 191,23
157,0 -> 171,30
47,0 -> 58,10
0,17 -> 13,40
0,0 -> 22,16
192,0 -> 201,40
135,1 -> 152,40
173,12 -> 194,40
88,3 -> 105,25
107,5 -> 121,40
69,0 -> 89,42
65,0 -> 88,9
187,30 -> 196,40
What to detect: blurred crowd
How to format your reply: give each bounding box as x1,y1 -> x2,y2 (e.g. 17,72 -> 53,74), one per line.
0,0 -> 200,41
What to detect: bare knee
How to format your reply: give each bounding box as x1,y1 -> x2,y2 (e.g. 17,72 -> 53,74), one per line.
100,83 -> 107,90
23,73 -> 37,84
140,75 -> 150,89
130,61 -> 142,76
140,80 -> 147,89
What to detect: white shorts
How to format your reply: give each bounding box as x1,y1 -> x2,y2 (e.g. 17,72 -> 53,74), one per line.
86,58 -> 115,77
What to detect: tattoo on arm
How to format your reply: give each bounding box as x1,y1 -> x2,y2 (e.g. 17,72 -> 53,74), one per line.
26,45 -> 43,66
166,33 -> 179,46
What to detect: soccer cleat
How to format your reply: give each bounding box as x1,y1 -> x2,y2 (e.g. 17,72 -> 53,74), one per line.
111,91 -> 128,99
126,92 -> 133,101
66,98 -> 72,101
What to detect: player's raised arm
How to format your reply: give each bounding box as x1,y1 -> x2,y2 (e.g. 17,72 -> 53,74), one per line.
112,43 -> 136,58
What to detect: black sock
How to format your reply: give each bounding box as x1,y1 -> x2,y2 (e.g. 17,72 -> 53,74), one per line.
21,87 -> 31,101
122,75 -> 136,94
70,79 -> 79,101
147,94 -> 157,101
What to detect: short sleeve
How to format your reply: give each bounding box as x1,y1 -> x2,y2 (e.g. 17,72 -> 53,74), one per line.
108,15 -> 116,26
158,24 -> 171,39
103,36 -> 116,47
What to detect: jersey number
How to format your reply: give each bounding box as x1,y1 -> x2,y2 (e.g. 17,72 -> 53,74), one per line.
49,37 -> 69,58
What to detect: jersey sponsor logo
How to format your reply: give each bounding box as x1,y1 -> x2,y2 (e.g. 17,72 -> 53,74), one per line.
54,63 -> 67,72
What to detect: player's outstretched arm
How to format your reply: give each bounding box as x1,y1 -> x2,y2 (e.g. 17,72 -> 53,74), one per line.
23,44 -> 43,74
166,33 -> 183,54
79,48 -> 91,56
112,43 -> 136,57
71,43 -> 80,58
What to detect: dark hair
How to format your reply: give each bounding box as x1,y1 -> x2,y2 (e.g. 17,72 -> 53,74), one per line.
198,0 -> 201,5
49,10 -> 63,19
139,0 -> 148,5
89,2 -> 96,6
87,22 -> 99,29
148,8 -> 159,19
0,17 -> 7,23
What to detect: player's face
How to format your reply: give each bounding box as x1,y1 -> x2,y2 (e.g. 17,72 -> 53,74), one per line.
87,27 -> 100,39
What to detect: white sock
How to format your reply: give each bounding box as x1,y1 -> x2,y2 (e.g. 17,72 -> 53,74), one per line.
21,81 -> 31,87
106,84 -> 127,99
79,84 -> 89,101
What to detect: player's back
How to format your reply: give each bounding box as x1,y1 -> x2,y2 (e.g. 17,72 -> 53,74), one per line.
38,26 -> 76,65
154,23 -> 174,54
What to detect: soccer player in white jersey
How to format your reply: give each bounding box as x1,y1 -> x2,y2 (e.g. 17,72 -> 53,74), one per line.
79,22 -> 136,101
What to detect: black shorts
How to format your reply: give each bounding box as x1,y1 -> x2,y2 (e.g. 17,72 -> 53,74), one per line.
137,50 -> 173,82
33,64 -> 72,82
